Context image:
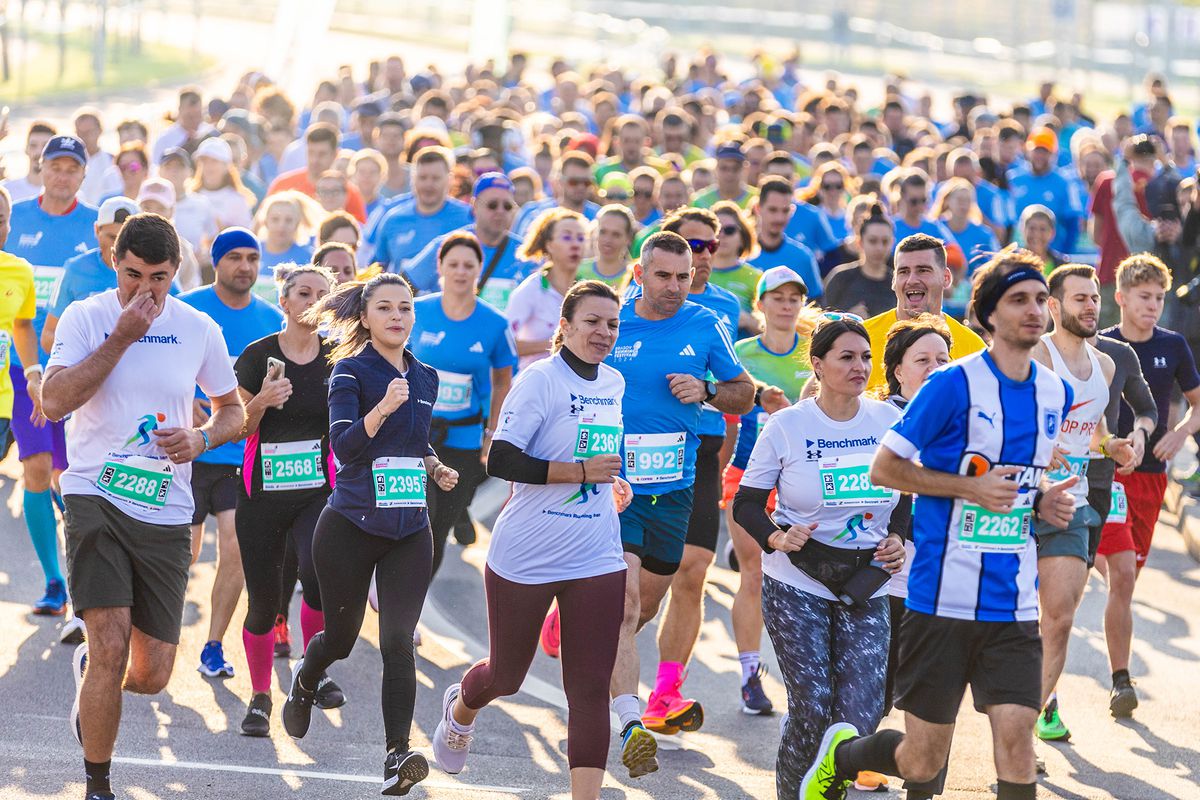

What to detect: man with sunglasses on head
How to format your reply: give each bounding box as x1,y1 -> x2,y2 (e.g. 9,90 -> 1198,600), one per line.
513,151 -> 601,238
748,177 -> 823,301
405,173 -> 538,311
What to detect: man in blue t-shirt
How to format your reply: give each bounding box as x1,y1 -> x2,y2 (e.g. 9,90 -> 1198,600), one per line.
800,249 -> 1078,800
405,173 -> 538,309
747,178 -> 823,299
180,227 -> 284,680
512,151 -> 601,238
604,230 -> 753,777
1008,128 -> 1082,254
7,135 -> 98,620
368,147 -> 471,274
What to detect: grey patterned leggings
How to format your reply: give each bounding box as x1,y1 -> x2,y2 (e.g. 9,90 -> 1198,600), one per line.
763,575 -> 891,800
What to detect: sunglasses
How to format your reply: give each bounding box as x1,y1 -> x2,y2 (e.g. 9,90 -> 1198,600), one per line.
820,311 -> 864,323
686,238 -> 719,255
720,224 -> 740,236
566,177 -> 593,187
908,196 -> 928,206
633,189 -> 654,199
120,162 -> 144,173
558,233 -> 587,244
821,182 -> 844,191
483,199 -> 516,212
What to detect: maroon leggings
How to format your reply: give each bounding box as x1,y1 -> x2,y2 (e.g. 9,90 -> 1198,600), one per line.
461,565 -> 626,769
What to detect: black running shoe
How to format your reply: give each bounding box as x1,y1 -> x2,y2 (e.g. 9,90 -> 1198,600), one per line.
453,518 -> 476,546
240,693 -> 272,737
1110,675 -> 1138,718
282,658 -> 316,739
314,674 -> 346,710
85,792 -> 116,800
382,749 -> 429,796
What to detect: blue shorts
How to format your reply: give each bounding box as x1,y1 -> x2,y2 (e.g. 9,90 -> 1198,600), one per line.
619,486 -> 694,576
11,366 -> 68,470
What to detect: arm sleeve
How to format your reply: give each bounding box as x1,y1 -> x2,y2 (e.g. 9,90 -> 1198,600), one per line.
1121,349 -> 1158,427
195,319 -> 239,398
45,302 -> 91,369
731,485 -> 781,552
888,494 -> 913,540
328,363 -> 371,463
485,439 -> 550,483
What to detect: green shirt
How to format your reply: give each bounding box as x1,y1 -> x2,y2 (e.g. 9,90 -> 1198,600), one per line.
577,258 -> 631,290
690,185 -> 758,210
708,261 -> 764,313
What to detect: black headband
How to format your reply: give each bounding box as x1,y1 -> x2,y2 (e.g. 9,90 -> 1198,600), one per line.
975,266 -> 1047,332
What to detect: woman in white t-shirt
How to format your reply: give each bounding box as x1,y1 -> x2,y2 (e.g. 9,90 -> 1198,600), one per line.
432,280 -> 633,800
731,314 -> 907,800
188,136 -> 255,231
506,207 -> 586,368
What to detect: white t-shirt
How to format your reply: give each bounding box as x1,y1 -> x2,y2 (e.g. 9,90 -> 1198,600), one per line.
48,290 -> 238,525
505,271 -> 564,369
487,352 -> 627,584
197,186 -> 253,231
172,192 -> 220,253
80,150 -> 118,206
742,396 -> 901,601
1,177 -> 39,204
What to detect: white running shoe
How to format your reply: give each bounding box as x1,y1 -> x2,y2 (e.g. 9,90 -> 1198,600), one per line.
431,683 -> 474,774
60,615 -> 86,645
70,642 -> 87,746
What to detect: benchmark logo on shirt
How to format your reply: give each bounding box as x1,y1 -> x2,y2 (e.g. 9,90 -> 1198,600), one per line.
807,436 -> 879,449
103,332 -> 180,344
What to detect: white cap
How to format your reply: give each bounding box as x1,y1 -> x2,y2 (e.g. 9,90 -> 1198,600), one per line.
414,115 -> 448,135
137,178 -> 176,209
97,196 -> 140,225
194,136 -> 233,164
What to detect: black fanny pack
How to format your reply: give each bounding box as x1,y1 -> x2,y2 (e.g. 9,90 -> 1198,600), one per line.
429,413 -> 483,450
786,533 -> 890,608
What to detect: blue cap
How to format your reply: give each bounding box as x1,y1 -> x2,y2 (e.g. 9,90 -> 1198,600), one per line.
715,142 -> 745,161
41,135 -> 87,167
473,171 -> 514,197
211,226 -> 260,266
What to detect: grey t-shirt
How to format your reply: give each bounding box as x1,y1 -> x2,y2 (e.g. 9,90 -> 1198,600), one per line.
1087,336 -> 1158,493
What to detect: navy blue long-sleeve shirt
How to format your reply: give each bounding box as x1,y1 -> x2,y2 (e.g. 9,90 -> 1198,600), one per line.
327,342 -> 439,539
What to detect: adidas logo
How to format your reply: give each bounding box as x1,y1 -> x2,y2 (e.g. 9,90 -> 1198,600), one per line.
469,341 -> 483,353
679,344 -> 696,356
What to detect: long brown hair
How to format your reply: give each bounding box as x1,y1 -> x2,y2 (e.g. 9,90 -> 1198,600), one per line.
550,280 -> 620,354
304,272 -> 414,363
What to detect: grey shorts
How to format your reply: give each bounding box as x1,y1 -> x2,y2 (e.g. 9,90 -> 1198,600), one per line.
64,494 -> 192,644
1035,504 -> 1101,562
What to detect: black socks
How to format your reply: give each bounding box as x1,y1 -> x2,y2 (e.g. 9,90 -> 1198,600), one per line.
996,779 -> 1036,799
834,729 -> 904,776
1112,668 -> 1130,685
84,758 -> 111,795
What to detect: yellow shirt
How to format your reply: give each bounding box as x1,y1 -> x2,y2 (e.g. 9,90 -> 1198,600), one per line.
0,252 -> 37,418
863,309 -> 986,391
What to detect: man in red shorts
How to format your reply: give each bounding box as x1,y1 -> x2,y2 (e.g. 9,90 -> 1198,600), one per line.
1097,253 -> 1200,718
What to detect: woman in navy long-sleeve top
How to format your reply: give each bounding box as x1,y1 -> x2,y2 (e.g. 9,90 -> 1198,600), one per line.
281,272 -> 458,797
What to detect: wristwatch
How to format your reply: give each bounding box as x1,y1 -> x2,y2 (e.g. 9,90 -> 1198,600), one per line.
753,385 -> 764,407
704,380 -> 718,402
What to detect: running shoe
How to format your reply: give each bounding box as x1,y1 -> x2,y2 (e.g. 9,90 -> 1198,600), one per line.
432,683 -> 474,774
60,615 -> 86,645
33,579 -> 68,616
85,793 -> 115,800
1110,674 -> 1139,718
539,605 -> 560,659
724,539 -> 739,573
239,693 -> 272,737
619,721 -> 659,779
644,680 -> 704,734
1036,697 -> 1071,741
382,749 -> 429,796
70,641 -> 87,746
799,722 -> 857,800
282,658 -> 316,739
453,517 -> 476,546
314,674 -> 346,710
740,664 -> 773,715
197,640 -> 234,678
853,770 -> 889,792
273,614 -> 291,659
413,629 -> 422,648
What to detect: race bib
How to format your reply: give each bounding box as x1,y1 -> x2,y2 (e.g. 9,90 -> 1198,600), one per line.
96,453 -> 173,511
1108,482 -> 1129,524
434,370 -> 473,414
754,411 -> 769,439
574,409 -> 622,459
1048,453 -> 1089,482
478,279 -> 516,311
0,330 -> 10,372
957,490 -> 1034,553
624,431 -> 685,484
819,453 -> 894,507
261,440 -> 325,491
34,266 -> 65,310
371,456 -> 427,508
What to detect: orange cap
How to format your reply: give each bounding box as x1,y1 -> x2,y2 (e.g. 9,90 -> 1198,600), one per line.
1027,127 -> 1059,153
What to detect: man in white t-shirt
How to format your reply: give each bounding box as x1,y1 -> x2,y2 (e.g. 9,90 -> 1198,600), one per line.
41,212 -> 244,800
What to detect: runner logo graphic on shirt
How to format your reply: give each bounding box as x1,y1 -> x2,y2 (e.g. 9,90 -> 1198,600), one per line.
125,412 -> 166,447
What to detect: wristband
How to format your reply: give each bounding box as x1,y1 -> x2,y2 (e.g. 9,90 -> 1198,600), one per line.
198,428 -> 210,452
580,460 -> 587,484
23,364 -> 43,379
1099,434 -> 1114,458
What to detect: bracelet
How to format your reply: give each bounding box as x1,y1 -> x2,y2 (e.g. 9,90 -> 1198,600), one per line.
23,364 -> 43,379
198,428 -> 210,451
579,460 -> 587,484
1099,434 -> 1114,458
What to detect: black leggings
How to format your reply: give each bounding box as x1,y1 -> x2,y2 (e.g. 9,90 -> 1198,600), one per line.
236,489 -> 326,635
277,536 -> 300,622
299,507 -> 433,752
428,446 -> 486,577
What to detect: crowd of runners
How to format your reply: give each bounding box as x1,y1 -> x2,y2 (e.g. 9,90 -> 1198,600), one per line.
1,48 -> 1198,800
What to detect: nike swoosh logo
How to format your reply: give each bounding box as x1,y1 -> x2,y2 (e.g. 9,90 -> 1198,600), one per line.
1069,399 -> 1092,412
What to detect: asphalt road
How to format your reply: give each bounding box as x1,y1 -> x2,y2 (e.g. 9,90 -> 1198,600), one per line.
1,458 -> 1198,800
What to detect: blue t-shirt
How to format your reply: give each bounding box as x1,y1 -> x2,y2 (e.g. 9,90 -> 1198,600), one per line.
946,221 -> 1000,273
374,197 -> 473,275
893,217 -> 960,251
512,197 -> 600,238
1007,169 -> 1082,254
747,236 -> 823,300
405,225 -> 538,305
51,249 -> 179,319
364,191 -> 411,246
605,300 -> 744,495
179,286 -> 285,466
260,241 -> 315,269
7,198 -> 98,364
411,293 -> 518,450
785,202 -> 839,255
686,282 -> 742,436
881,351 -> 1071,622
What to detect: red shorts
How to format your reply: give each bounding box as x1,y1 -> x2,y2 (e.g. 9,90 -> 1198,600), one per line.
720,465 -> 776,513
1096,471 -> 1168,569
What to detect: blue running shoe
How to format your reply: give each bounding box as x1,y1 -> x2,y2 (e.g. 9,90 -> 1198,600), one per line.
740,664 -> 774,715
197,640 -> 234,678
34,579 -> 68,616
